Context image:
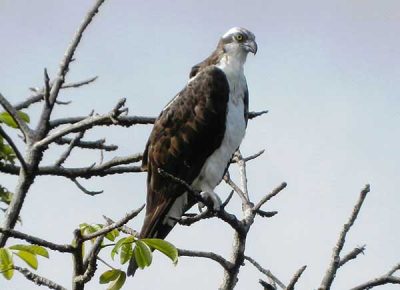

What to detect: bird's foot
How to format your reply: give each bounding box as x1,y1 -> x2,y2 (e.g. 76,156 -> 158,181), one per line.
199,191 -> 222,211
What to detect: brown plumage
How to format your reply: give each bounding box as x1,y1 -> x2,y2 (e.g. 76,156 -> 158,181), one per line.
127,27 -> 256,276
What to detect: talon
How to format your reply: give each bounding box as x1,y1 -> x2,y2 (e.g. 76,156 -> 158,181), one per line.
200,191 -> 222,211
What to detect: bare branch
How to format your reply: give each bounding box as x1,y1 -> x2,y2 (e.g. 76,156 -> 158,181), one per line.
36,0 -> 107,138
285,265 -> 307,290
71,178 -> 104,196
244,255 -> 286,289
81,205 -> 145,241
350,264 -> 400,290
255,209 -> 278,218
338,245 -> 366,268
224,172 -> 248,205
36,98 -> 129,148
54,137 -> 119,151
178,248 -> 232,270
242,149 -> 265,163
233,151 -> 250,201
0,93 -> 32,140
61,76 -> 98,89
318,184 -> 371,290
254,182 -> 287,212
54,131 -> 85,167
0,162 -> 143,178
49,114 -> 155,129
14,92 -> 44,111
248,110 -> 269,119
0,126 -> 27,171
103,216 -> 139,237
43,68 -> 51,106
14,266 -> 67,290
0,227 -> 73,253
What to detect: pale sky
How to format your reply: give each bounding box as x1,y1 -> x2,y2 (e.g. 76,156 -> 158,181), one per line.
1,0 -> 400,289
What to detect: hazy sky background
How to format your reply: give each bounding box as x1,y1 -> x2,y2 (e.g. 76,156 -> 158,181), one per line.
1,0 -> 400,289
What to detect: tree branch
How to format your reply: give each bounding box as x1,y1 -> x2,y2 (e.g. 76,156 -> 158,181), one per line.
0,93 -> 32,141
81,205 -> 145,241
254,182 -> 287,212
54,137 -> 118,151
244,255 -> 286,289
285,265 -> 307,290
36,0 -> 107,137
61,76 -> 98,89
318,184 -> 371,290
0,227 -> 73,252
178,248 -> 232,271
338,245 -> 365,268
14,266 -> 67,290
0,126 -> 27,171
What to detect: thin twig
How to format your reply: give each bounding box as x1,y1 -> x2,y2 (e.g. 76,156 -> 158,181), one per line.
224,172 -> 248,205
0,126 -> 27,171
103,216 -> 139,237
14,266 -> 67,290
71,178 -> 104,196
350,263 -> 400,290
318,184 -> 371,290
248,110 -> 269,119
82,205 -> 145,241
0,93 -> 32,140
338,245 -> 366,268
55,131 -> 86,166
0,227 -> 73,252
61,76 -> 98,89
178,248 -> 232,270
49,114 -> 156,129
54,137 -> 119,151
0,162 -> 143,178
286,265 -> 307,290
253,182 -> 287,212
244,255 -> 286,289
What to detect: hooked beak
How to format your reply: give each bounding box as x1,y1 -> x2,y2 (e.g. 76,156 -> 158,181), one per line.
244,40 -> 258,55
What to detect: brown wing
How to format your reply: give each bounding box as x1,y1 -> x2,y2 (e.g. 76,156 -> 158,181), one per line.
140,66 -> 229,239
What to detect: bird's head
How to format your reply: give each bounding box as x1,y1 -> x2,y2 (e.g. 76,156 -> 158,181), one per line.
220,27 -> 257,56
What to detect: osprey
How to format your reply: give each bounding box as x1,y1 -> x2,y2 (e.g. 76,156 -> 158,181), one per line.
128,27 -> 257,276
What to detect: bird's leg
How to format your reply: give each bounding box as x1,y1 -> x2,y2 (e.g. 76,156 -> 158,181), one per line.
199,191 -> 222,211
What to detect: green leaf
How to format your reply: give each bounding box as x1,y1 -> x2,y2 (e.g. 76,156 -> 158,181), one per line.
133,240 -> 152,269
107,270 -> 126,290
119,243 -> 133,265
9,244 -> 49,258
0,248 -> 14,280
111,236 -> 134,260
0,186 -> 13,205
105,229 -> 120,242
0,111 -> 30,128
99,269 -> 120,284
14,251 -> 38,270
141,238 -> 178,264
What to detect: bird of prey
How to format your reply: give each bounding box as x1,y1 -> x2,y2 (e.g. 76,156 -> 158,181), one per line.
128,27 -> 257,276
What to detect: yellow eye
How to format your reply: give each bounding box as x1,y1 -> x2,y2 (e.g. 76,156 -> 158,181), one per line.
235,34 -> 244,42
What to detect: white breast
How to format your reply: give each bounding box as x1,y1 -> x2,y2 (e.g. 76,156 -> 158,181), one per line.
192,62 -> 247,192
